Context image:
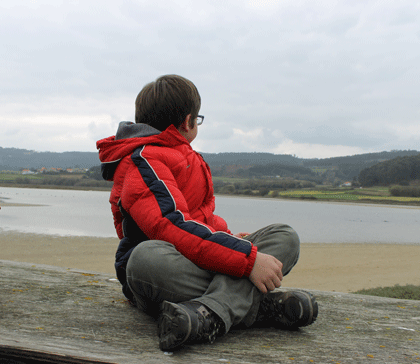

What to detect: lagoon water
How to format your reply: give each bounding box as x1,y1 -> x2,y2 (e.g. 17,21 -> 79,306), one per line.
0,187 -> 419,244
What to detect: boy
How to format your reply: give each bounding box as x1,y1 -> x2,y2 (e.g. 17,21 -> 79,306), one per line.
97,75 -> 318,351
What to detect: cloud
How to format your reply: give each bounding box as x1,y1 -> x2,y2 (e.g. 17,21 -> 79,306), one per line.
270,140 -> 369,159
0,114 -> 105,152
0,94 -> 133,152
194,125 -> 373,158
0,0 -> 419,157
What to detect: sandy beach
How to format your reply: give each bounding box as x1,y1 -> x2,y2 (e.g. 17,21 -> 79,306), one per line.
1,230 -> 419,293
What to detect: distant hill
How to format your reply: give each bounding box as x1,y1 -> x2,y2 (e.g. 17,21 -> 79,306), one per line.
202,150 -> 420,181
0,147 -> 100,171
1,146 -> 419,184
302,150 -> 420,168
358,153 -> 420,186
302,150 -> 420,181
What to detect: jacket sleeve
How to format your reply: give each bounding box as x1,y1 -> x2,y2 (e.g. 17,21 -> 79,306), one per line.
121,146 -> 257,278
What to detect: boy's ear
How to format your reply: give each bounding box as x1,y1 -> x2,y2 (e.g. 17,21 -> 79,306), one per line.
179,114 -> 192,131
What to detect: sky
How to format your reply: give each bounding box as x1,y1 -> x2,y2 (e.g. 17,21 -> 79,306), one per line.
1,0 -> 419,159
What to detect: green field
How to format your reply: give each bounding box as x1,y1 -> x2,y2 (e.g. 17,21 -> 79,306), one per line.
212,176 -> 250,184
212,175 -> 420,205
0,172 -> 44,181
275,187 -> 420,204
0,171 -> 112,190
0,171 -> 85,182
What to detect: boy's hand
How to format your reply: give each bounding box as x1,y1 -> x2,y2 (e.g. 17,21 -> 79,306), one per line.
249,252 -> 283,294
234,232 -> 250,238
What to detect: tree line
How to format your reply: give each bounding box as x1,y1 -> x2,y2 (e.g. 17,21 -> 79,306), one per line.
358,154 -> 420,187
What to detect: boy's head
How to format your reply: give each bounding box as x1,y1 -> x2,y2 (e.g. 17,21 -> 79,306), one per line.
135,74 -> 201,131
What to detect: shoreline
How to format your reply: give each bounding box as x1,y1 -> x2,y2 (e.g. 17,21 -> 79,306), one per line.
1,230 -> 419,293
2,184 -> 420,207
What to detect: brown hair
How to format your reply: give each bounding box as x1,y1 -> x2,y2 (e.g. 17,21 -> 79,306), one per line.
135,75 -> 201,131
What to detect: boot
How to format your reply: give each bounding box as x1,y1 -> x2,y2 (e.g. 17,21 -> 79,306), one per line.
256,290 -> 318,329
158,300 -> 225,351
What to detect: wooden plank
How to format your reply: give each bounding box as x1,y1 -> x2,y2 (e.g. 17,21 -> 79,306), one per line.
1,260 -> 419,363
0,345 -> 115,364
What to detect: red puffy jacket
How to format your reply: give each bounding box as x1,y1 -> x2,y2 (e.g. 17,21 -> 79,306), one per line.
97,122 -> 257,279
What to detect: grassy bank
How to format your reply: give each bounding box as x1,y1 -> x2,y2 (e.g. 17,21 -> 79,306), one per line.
0,171 -> 112,190
275,187 -> 420,205
212,176 -> 420,205
353,284 -> 420,300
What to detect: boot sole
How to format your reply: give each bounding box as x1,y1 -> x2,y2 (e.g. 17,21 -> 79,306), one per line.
158,301 -> 192,351
293,291 -> 318,328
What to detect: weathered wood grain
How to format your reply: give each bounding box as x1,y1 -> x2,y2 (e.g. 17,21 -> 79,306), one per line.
1,260 -> 419,363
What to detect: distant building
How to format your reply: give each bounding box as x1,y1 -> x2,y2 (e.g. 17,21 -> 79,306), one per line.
21,169 -> 35,175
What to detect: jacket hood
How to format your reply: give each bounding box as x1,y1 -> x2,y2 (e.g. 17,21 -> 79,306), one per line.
115,121 -> 159,140
96,121 -> 189,181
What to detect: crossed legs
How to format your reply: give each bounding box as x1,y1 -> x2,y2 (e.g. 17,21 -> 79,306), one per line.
126,223 -> 300,332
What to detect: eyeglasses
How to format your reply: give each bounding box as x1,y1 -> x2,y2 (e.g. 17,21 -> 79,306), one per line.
196,115 -> 204,126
